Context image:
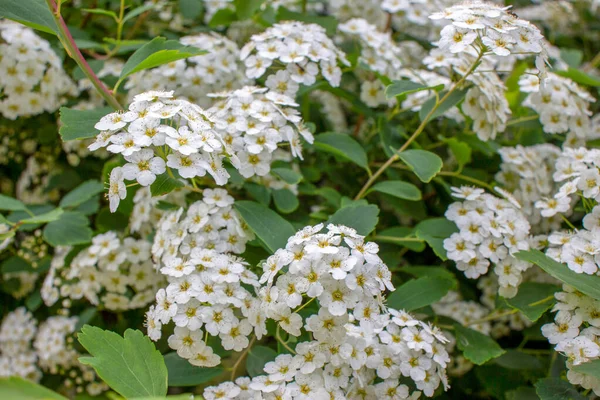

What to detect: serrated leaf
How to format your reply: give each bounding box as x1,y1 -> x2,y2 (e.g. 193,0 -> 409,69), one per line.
150,174 -> 184,197
246,345 -> 277,377
164,352 -> 223,387
314,132 -> 369,171
515,250 -> 600,301
327,204 -> 379,236
387,277 -> 454,311
78,326 -> 168,398
20,208 -> 63,224
504,282 -> 559,322
43,212 -> 92,246
535,378 -> 586,400
234,201 -> 295,254
0,0 -> 59,35
273,189 -> 299,214
385,79 -> 443,99
120,37 -> 207,81
454,324 -> 505,365
60,180 -> 105,208
271,168 -> 302,185
419,88 -> 468,122
415,218 -> 458,260
59,107 -> 113,141
0,194 -> 27,211
368,180 -> 422,201
0,376 -> 67,400
397,149 -> 442,183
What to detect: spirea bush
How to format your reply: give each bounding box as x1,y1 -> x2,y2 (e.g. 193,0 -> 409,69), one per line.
2,1 -> 600,399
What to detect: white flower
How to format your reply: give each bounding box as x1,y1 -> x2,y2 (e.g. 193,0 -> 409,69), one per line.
122,149 -> 166,186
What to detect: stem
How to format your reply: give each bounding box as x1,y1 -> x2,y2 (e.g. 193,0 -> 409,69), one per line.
437,171 -> 497,193
275,326 -> 296,354
527,295 -> 555,308
468,309 -> 518,325
293,297 -> 315,314
354,51 -> 483,200
560,214 -> 577,231
230,335 -> 255,381
506,115 -> 538,126
45,0 -> 123,110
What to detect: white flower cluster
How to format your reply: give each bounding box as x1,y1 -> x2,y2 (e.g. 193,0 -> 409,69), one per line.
126,33 -> 248,108
430,1 -> 548,76
205,223 -> 449,399
89,91 -> 229,211
496,144 -> 564,231
546,205 -> 600,275
330,0 -> 387,25
129,186 -> 187,236
208,86 -> 314,176
0,21 -> 77,119
42,232 -> 162,311
443,186 -> 531,297
146,189 -> 256,367
433,291 -> 492,335
0,307 -> 40,381
383,0 -> 454,42
550,147 -> 600,205
520,72 -> 595,139
542,285 -> 600,395
241,22 -> 349,97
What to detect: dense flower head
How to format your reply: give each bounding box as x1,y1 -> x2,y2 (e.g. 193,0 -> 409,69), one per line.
41,233 -> 162,311
0,21 -> 78,119
129,186 -> 187,236
550,147 -> 600,205
443,186 -> 531,297
240,21 -> 349,96
126,33 -> 248,108
0,307 -> 38,381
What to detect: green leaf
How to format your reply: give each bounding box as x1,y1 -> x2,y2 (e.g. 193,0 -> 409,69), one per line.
0,194 -> 27,211
234,0 -> 264,19
397,149 -> 442,183
374,227 -> 425,252
556,67 -> 600,87
20,208 -> 63,224
276,7 -> 338,36
0,376 -> 67,400
209,8 -> 238,27
60,180 -> 105,209
59,107 -> 113,141
415,218 -> 458,260
506,387 -> 540,400
120,37 -> 207,81
0,0 -> 59,35
400,266 -> 457,286
387,277 -> 454,311
43,212 -> 93,246
271,168 -> 302,185
78,326 -> 168,398
515,250 -> 600,301
327,204 -> 379,236
446,138 -> 472,169
234,201 -> 296,254
150,174 -> 184,197
245,183 -> 271,206
273,189 -> 299,214
504,282 -> 559,322
179,0 -> 203,18
571,360 -> 600,380
25,290 -> 42,311
385,79 -> 443,99
314,132 -> 369,171
122,4 -> 156,23
164,352 -> 223,387
454,324 -> 506,365
1,256 -> 34,273
82,8 -> 118,20
246,346 -> 277,377
419,88 -> 468,121
493,349 -> 543,370
535,378 -> 586,400
560,48 -> 583,69
367,180 -> 422,201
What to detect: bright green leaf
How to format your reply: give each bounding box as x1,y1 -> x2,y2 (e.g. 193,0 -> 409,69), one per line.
271,168 -> 302,185
120,37 -> 207,81
327,204 -> 379,236
246,346 -> 277,377
386,79 -> 443,99
59,107 -> 113,141
122,4 -> 156,23
273,189 -> 299,214
415,218 -> 458,260
209,8 -> 238,27
0,0 -> 59,35
419,88 -> 468,122
446,138 -> 472,169
0,194 -> 27,211
150,174 -> 184,197
368,180 -> 422,201
0,376 -> 67,400
82,8 -> 118,20
504,282 -> 559,322
314,132 -> 369,171
43,212 -> 92,246
397,149 -> 443,183
387,277 -> 454,311
535,378 -> 586,400
556,67 -> 600,87
20,208 -> 63,224
515,250 -> 600,301
454,324 -> 505,365
234,0 -> 264,19
234,201 -> 296,254
78,326 -> 168,398
164,352 -> 224,387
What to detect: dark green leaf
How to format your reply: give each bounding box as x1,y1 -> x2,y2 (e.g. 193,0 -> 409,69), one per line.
234,201 -> 295,254
122,4 -> 155,23
397,149 -> 443,183
78,326 -> 168,398
327,204 -> 379,236
246,346 -> 277,377
245,183 -> 271,206
164,352 -> 223,387
415,218 -> 458,260
419,88 -> 468,121
25,290 -> 42,312
515,250 -> 600,301
179,0 -> 203,18
505,282 -> 559,322
273,189 -> 299,214
493,349 -> 543,370
1,256 -> 34,273
0,376 -> 67,400
20,208 -> 63,224
374,227 -> 425,252
571,359 -> 600,380
535,378 -> 586,400
43,212 -> 92,246
150,174 -> 184,197
82,8 -> 118,19
386,80 -> 443,99
368,180 -> 422,201
271,168 -> 302,185
505,387 -> 540,400
387,277 -> 454,311
454,324 -> 505,365
209,8 -> 238,27
446,138 -> 472,169
400,266 -> 457,286
59,107 -> 113,141
314,132 -> 369,171
59,180 -> 104,209
0,0 -> 59,35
